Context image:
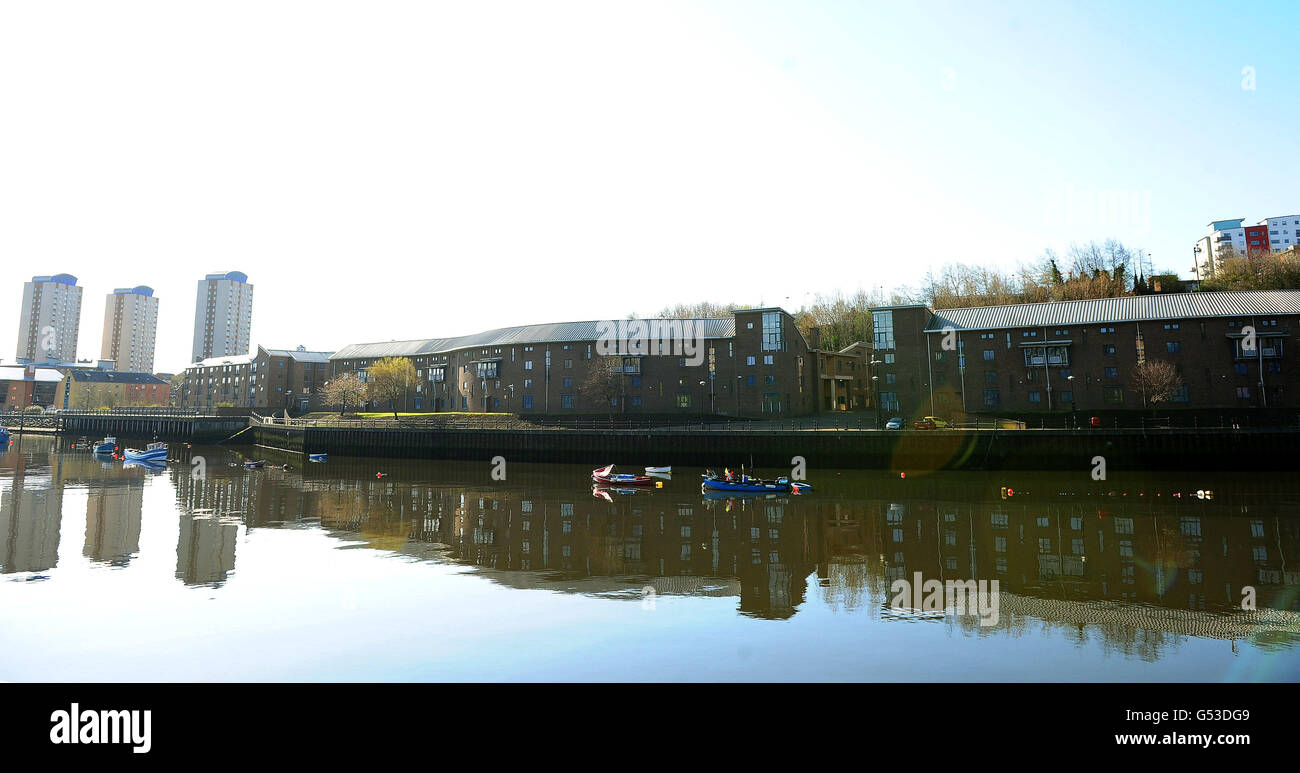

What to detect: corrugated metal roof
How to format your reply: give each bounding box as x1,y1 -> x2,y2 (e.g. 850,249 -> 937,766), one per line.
924,290 -> 1300,332
0,366 -> 64,383
187,354 -> 256,370
70,370 -> 168,385
330,318 -> 738,361
262,348 -> 334,363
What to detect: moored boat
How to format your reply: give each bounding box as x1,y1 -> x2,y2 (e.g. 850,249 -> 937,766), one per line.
644,466 -> 672,474
92,436 -> 118,455
700,469 -> 812,494
308,453 -> 328,463
592,464 -> 658,486
123,442 -> 168,463
244,460 -> 266,469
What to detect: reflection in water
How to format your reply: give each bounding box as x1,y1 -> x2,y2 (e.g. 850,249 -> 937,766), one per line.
1,434 -> 1299,678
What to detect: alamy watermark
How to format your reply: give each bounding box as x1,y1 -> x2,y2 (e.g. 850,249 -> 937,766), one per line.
50,703 -> 151,753
595,319 -> 706,367
889,572 -> 1000,626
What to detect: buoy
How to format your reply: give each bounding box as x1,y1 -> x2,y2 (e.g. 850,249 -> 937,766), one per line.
900,472 -> 906,479
376,472 -> 386,478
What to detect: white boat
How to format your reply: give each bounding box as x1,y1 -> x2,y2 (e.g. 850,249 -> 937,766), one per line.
123,442 -> 168,463
644,466 -> 672,474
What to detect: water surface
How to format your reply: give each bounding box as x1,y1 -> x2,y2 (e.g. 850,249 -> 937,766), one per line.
2,435 -> 1297,681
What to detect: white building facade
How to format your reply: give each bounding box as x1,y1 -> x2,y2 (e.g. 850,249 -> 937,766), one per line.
191,271 -> 254,363
15,273 -> 83,364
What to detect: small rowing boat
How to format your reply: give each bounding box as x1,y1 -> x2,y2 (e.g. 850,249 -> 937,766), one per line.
308,453 -> 328,463
644,466 -> 671,474
592,464 -> 658,487
92,436 -> 117,455
244,460 -> 266,469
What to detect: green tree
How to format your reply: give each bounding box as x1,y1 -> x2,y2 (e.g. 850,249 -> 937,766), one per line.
366,357 -> 417,418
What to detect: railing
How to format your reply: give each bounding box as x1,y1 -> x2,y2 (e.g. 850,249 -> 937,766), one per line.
246,412 -> 1300,433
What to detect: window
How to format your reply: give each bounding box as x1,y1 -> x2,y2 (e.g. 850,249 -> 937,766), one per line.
523,378 -> 533,389
1103,386 -> 1123,403
1236,386 -> 1251,399
1172,385 -> 1188,403
475,361 -> 499,379
522,395 -> 533,410
1166,341 -> 1181,353
879,391 -> 899,411
746,356 -> 756,366
983,349 -> 995,361
560,394 -> 574,408
761,311 -> 784,351
885,373 -> 896,384
1105,367 -> 1118,379
872,310 -> 895,350
562,377 -> 573,388
1102,344 -> 1116,356
1061,390 -> 1073,403
1100,326 -> 1115,333
984,370 -> 997,384
884,353 -> 895,364
564,359 -> 573,369
1234,362 -> 1248,376
763,354 -> 774,365
677,393 -> 691,408
746,375 -> 756,386
524,360 -> 533,371
983,388 -> 1000,406
631,376 -> 642,387
631,396 -> 641,407
1028,390 -> 1041,403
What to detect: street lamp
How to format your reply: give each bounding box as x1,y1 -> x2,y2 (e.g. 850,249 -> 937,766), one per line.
1066,375 -> 1077,428
699,380 -> 706,422
869,357 -> 882,429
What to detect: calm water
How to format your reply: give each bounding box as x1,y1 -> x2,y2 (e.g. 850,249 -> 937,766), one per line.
2,434 -> 1298,682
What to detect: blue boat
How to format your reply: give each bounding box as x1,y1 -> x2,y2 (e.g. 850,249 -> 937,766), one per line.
308,453 -> 328,463
92,436 -> 117,455
700,470 -> 813,494
244,460 -> 266,469
123,442 -> 168,463
0,427 -> 10,445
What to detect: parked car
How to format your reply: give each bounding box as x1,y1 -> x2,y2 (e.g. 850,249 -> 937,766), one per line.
884,416 -> 904,430
913,416 -> 951,430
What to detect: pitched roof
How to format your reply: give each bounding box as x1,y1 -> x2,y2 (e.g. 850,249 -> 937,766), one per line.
331,318 -> 739,361
0,366 -> 64,383
188,354 -> 256,370
262,348 -> 333,363
924,290 -> 1300,332
69,370 -> 168,385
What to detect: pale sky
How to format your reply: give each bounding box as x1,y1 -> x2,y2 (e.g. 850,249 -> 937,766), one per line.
2,0 -> 1295,373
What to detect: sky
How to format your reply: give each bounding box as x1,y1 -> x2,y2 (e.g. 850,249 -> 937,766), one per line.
1,0 -> 1296,374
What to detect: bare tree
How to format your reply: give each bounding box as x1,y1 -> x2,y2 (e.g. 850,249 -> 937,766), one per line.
322,372 -> 368,416
1131,360 -> 1183,409
583,356 -> 624,415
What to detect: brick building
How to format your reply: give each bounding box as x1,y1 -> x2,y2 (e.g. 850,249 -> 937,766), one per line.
178,345 -> 333,413
870,290 -> 1300,421
58,370 -> 171,410
0,365 -> 63,411
328,308 -> 822,417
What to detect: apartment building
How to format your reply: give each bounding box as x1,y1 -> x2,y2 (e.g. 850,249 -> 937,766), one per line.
57,370 -> 171,410
0,365 -> 63,411
328,308 -> 819,417
870,290 -> 1300,419
15,274 -> 83,364
191,271 -> 253,363
100,286 -> 159,373
1196,214 -> 1300,278
179,345 -> 333,413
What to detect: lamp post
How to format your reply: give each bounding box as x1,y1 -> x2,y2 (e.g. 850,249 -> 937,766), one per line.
736,374 -> 743,415
699,380 -> 706,422
1067,375 -> 1077,428
869,356 -> 882,429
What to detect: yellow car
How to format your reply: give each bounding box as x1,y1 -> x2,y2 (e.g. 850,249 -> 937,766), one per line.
913,416 -> 950,430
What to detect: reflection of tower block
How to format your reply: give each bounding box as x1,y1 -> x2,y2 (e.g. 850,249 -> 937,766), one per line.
0,480 -> 63,574
176,513 -> 238,586
83,484 -> 144,566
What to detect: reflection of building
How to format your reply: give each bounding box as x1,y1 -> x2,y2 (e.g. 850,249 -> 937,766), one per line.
176,513 -> 238,586
83,480 -> 144,566
0,455 -> 62,574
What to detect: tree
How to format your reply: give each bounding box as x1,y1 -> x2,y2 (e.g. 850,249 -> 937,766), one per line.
366,357 -> 417,418
583,356 -> 625,415
1131,360 -> 1183,410
655,301 -> 750,319
322,372 -> 368,416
